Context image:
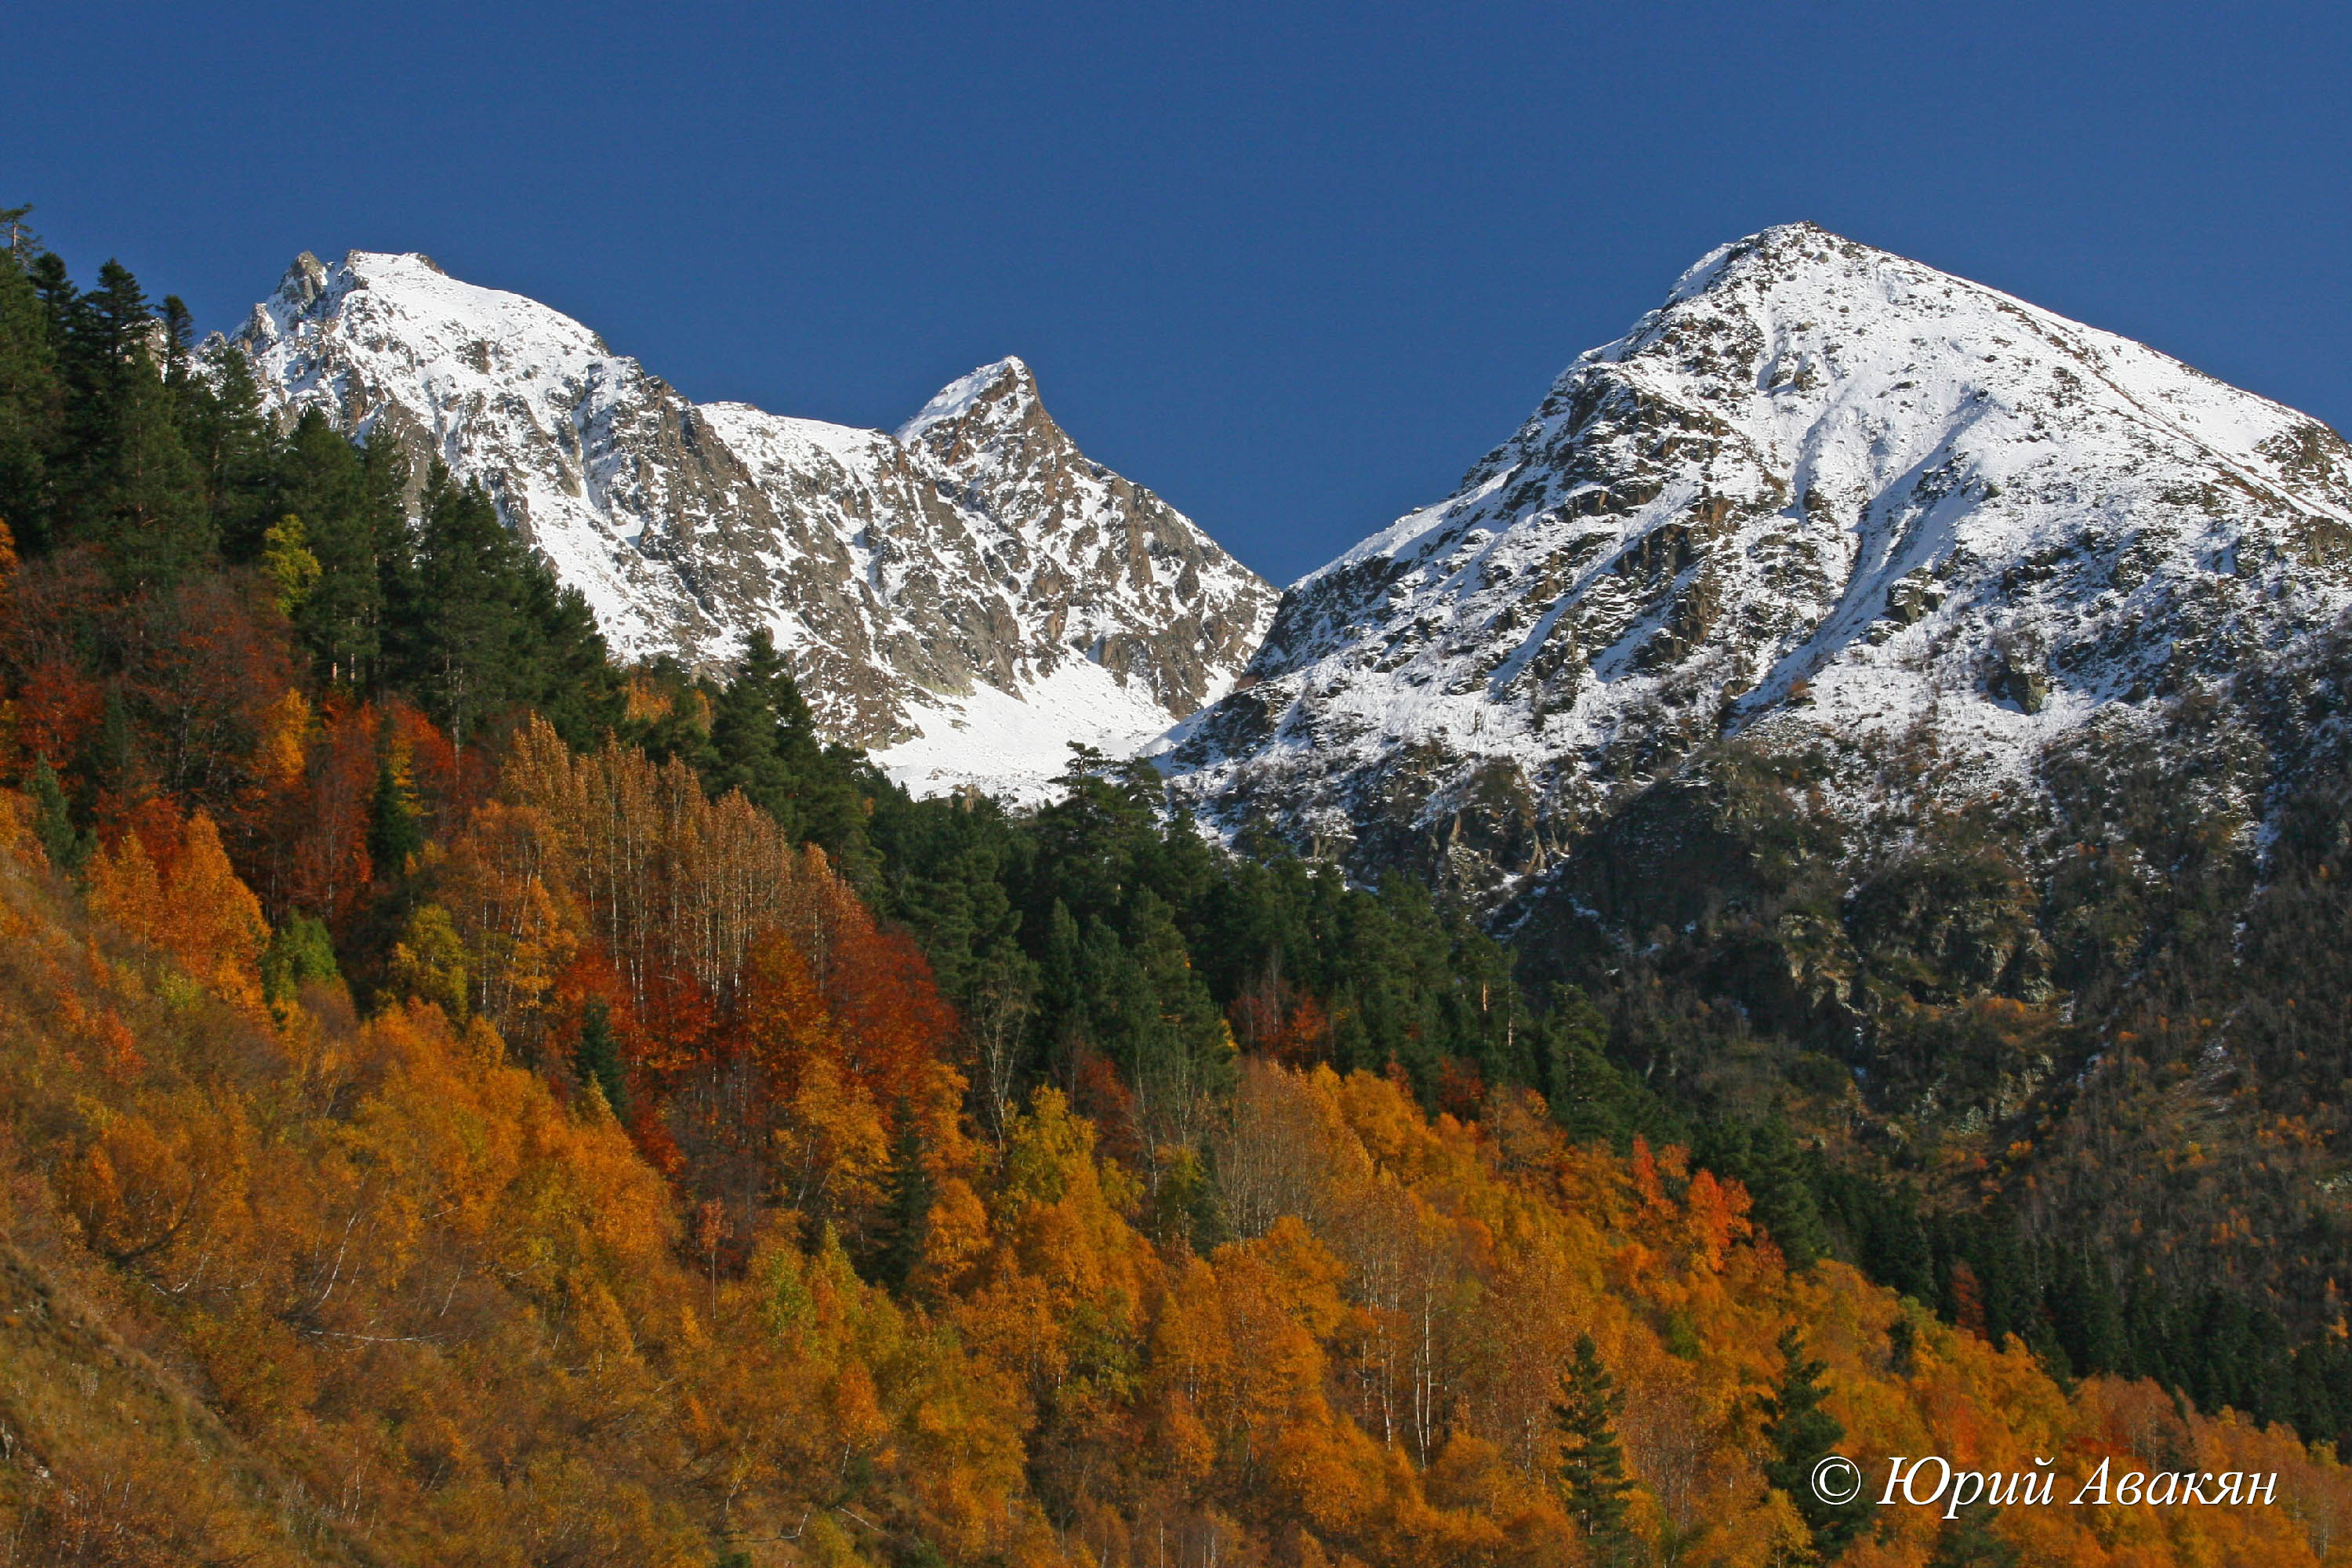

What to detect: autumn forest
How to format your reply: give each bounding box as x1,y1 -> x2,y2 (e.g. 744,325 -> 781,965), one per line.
2,209 -> 2350,1566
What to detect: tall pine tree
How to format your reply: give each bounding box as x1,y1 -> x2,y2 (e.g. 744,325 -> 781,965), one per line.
180,334 -> 278,561
1695,1115 -> 1831,1269
52,260 -> 212,585
368,757 -> 423,878
1762,1328 -> 1867,1562
873,1112 -> 934,1294
705,626 -> 863,862
1554,1331 -> 1639,1563
387,461 -> 622,747
274,408 -> 406,687
27,754 -> 87,873
393,464 -> 523,748
0,207 -> 59,544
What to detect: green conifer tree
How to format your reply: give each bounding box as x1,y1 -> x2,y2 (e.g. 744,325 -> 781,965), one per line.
383,461 -> 620,748
1554,1331 -> 1639,1563
1697,1116 -> 1831,1269
0,207 -> 60,546
158,296 -> 196,383
2047,1245 -> 2125,1377
1537,993 -> 1644,1145
183,336 -> 280,561
395,465 -> 525,749
516,557 -> 622,746
1033,742 -> 1162,924
274,408 -> 405,686
1762,1328 -> 1867,1562
1123,887 -> 1235,1130
368,757 -> 423,878
91,687 -> 136,798
572,998 -> 628,1118
1039,898 -> 1088,1087
706,627 -> 862,859
27,755 -> 86,872
54,260 -> 213,584
873,1112 -> 934,1294
707,628 -> 793,820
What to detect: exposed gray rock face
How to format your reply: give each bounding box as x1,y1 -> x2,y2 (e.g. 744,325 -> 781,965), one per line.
1163,223 -> 2352,897
237,251 -> 1276,793
895,360 -> 1269,720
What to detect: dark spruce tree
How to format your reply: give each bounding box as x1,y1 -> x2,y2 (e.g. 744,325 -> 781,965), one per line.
2044,1245 -> 2125,1378
1554,1331 -> 1639,1564
89,687 -> 136,802
705,626 -> 793,811
368,757 -> 424,879
705,626 -> 868,869
520,555 -> 626,746
872,1112 -> 934,1294
27,754 -> 87,873
573,998 -> 628,1119
0,207 -> 59,543
1121,887 -> 1236,1131
274,408 -> 408,688
50,260 -> 213,586
1693,1115 -> 1831,1269
183,332 -> 282,563
1762,1328 -> 1867,1562
389,463 -> 619,750
391,465 -> 524,749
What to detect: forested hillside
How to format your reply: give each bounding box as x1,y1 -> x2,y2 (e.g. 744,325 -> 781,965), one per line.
1160,220 -> 2352,1442
3,208 -> 2351,1566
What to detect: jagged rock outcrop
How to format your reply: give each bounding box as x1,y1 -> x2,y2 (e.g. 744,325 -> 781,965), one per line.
237,250 -> 1276,796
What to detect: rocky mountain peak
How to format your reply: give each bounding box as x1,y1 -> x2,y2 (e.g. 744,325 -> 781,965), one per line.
1661,218 -> 1834,302
278,250 -> 332,307
897,355 -> 1040,444
1168,223 -> 2352,898
235,256 -> 1276,798
895,354 -> 1135,542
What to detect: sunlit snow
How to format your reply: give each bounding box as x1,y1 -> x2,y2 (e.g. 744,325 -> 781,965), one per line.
1166,222 -> 2352,869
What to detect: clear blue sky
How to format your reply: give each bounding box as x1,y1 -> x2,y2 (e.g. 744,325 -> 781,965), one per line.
6,2 -> 2347,585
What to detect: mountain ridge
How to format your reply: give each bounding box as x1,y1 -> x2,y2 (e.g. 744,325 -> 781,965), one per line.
234,250 -> 1276,798
1163,220 -> 2352,896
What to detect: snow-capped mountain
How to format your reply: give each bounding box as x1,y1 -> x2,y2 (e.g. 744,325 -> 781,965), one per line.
236,250 -> 1276,797
1163,222 -> 2352,892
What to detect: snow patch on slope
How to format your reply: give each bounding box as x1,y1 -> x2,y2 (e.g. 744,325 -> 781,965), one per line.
875,657 -> 1185,805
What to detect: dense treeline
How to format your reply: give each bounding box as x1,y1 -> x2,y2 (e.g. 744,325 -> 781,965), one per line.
858,752 -> 1653,1165
4,794 -> 2348,1566
5,211 -> 2352,1565
0,201 -> 1671,1200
